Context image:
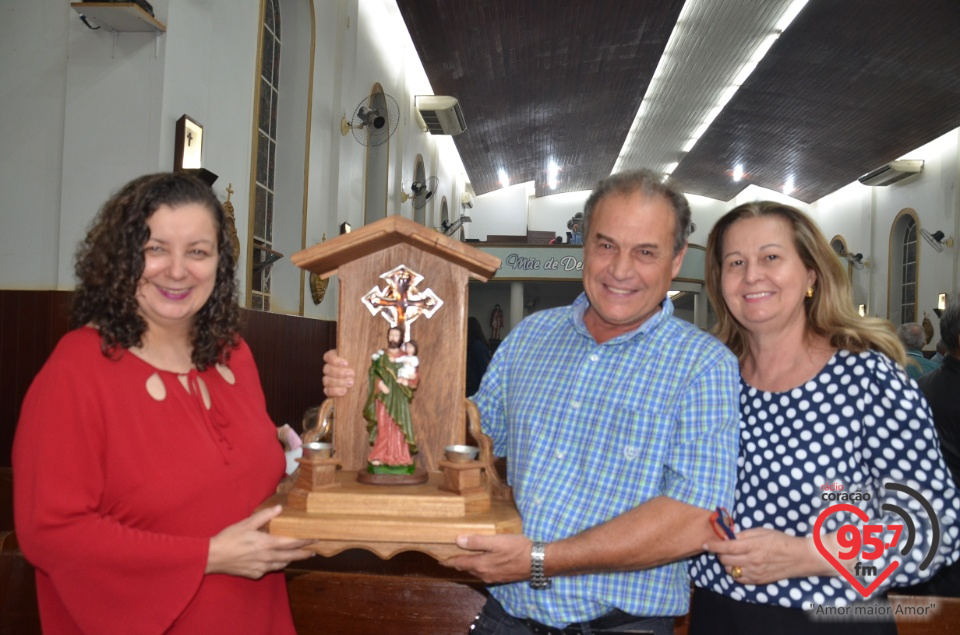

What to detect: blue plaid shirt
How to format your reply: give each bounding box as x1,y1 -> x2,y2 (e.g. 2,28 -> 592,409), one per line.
472,293 -> 740,626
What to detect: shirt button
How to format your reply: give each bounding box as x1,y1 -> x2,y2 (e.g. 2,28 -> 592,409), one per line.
535,497 -> 544,505
556,451 -> 565,459
571,401 -> 580,409
590,354 -> 599,362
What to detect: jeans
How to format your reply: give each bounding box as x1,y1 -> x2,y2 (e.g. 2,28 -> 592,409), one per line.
468,596 -> 675,635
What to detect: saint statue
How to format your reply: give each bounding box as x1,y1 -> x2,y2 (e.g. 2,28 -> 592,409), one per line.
490,304 -> 504,341
363,327 -> 419,474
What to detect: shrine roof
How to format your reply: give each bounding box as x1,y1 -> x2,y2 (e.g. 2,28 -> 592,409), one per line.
291,215 -> 501,281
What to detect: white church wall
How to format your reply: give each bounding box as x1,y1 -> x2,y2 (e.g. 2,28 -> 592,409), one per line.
812,129 -> 960,347
302,0 -> 466,321
808,182 -> 871,313
528,191 -> 591,243
302,0 -> 355,321
269,0 -> 316,316
0,2 -> 69,289
467,182 -> 532,241
685,194 -> 729,249
58,1 -> 171,288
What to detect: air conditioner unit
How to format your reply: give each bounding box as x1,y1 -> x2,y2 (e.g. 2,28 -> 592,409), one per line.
857,160 -> 923,186
415,96 -> 466,136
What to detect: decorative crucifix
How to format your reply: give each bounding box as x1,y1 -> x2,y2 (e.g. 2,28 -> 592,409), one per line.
361,264 -> 443,341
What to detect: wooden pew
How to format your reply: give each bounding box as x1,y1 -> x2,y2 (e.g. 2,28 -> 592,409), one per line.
890,594 -> 960,635
285,567 -> 487,634
0,531 -> 41,634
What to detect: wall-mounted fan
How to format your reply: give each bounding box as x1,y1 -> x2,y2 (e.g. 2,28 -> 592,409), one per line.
920,229 -> 953,253
401,176 -> 439,209
840,250 -> 868,270
440,215 -> 472,237
340,93 -> 400,147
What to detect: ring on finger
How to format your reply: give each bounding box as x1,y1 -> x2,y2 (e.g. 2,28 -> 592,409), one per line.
731,565 -> 743,579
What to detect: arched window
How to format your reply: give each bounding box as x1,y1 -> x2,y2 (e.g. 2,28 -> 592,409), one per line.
830,235 -> 852,280
888,209 -> 919,325
249,0 -> 282,311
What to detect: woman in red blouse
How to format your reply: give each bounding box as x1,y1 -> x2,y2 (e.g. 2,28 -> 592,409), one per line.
13,172 -> 314,634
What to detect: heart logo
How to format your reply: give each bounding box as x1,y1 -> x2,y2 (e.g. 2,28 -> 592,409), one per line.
813,503 -> 899,597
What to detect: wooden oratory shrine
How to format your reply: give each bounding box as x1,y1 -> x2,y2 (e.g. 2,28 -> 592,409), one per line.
267,215 -> 521,560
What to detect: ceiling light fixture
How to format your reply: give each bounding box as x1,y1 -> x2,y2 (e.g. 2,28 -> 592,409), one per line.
498,168 -> 510,188
783,176 -> 794,195
547,160 -> 559,190
733,164 -> 743,181
776,0 -> 810,31
664,0 -> 808,164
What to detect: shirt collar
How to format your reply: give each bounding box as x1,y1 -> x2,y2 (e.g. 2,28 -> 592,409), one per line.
569,291 -> 674,343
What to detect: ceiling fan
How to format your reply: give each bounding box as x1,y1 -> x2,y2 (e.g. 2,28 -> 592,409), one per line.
340,93 -> 400,147
401,176 -> 439,210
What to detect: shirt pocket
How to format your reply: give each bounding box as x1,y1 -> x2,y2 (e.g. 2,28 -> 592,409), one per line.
585,408 -> 675,501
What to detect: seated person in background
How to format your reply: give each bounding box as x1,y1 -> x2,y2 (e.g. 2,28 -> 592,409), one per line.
898,321 -> 938,379
690,201 -> 960,635
324,170 -> 741,635
465,316 -> 492,397
13,172 -> 314,635
900,294 -> 960,596
932,337 -> 948,368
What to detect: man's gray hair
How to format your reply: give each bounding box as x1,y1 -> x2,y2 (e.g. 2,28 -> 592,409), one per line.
896,322 -> 927,350
582,170 -> 691,255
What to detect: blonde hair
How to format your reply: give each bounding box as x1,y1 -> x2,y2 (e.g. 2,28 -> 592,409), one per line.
705,201 -> 906,367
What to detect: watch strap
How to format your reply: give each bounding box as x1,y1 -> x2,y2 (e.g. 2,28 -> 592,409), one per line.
529,540 -> 551,590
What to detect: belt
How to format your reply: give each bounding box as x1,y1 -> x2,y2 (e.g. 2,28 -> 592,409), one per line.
520,609 -> 650,635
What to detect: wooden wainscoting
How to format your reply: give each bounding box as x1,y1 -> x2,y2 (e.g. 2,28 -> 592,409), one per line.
0,289 -> 336,467
0,290 -> 73,467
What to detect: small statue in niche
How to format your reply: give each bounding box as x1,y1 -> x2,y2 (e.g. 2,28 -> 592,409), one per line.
222,184 -> 242,260
490,303 -> 504,341
922,312 -> 935,345
363,326 -> 419,474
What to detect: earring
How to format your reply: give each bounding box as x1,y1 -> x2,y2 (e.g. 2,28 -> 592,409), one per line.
806,286 -> 814,298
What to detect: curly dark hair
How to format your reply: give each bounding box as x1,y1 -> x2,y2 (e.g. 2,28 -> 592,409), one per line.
72,172 -> 240,369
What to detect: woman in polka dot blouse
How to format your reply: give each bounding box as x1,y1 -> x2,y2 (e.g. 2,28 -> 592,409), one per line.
688,201 -> 960,634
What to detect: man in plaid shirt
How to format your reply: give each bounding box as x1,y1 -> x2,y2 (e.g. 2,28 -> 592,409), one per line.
324,170 -> 739,634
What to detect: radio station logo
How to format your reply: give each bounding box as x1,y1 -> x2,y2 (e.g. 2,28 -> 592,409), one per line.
814,481 -> 940,598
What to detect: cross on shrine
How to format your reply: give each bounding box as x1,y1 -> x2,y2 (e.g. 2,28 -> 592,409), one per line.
361,265 -> 443,341
186,130 -> 193,146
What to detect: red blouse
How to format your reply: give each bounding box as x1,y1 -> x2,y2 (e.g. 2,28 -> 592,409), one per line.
13,327 -> 296,634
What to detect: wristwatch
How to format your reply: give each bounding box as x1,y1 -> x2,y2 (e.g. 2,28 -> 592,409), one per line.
529,541 -> 551,590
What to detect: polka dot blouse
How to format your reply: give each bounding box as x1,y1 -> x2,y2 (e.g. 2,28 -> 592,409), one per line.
689,349 -> 960,608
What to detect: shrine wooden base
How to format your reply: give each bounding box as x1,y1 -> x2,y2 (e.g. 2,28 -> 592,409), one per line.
267,470 -> 522,561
